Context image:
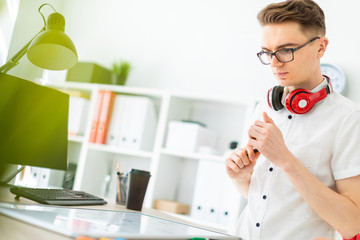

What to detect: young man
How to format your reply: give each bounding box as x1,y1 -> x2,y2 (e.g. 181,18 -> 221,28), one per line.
225,0 -> 360,239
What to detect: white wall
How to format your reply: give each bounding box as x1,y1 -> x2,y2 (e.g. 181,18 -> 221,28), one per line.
7,0 -> 360,102
51,0 -> 272,101
0,0 -> 18,65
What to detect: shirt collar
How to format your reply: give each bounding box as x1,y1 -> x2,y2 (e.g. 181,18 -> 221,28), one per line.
311,77 -> 328,93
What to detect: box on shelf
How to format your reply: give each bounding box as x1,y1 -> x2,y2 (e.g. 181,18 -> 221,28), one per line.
154,199 -> 190,215
165,121 -> 216,153
66,62 -> 112,84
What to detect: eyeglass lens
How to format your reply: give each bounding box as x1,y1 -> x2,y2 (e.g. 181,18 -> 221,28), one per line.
259,49 -> 293,64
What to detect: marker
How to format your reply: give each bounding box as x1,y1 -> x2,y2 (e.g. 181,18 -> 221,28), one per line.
76,236 -> 96,240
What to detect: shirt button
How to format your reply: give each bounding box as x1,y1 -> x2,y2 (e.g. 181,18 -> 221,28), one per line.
269,167 -> 273,172
263,195 -> 267,200
256,223 -> 260,227
288,115 -> 293,119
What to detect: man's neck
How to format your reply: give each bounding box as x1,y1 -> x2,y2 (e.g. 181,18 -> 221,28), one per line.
288,72 -> 324,92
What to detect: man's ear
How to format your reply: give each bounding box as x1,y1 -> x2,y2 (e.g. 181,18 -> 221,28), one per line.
318,37 -> 329,58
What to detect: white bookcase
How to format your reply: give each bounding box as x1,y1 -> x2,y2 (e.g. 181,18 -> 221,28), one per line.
46,81 -> 257,230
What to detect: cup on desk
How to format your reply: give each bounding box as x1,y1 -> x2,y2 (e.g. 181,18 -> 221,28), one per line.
126,169 -> 151,211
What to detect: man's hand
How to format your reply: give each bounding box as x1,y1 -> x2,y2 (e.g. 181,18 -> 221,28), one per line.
225,144 -> 261,179
225,144 -> 261,197
248,112 -> 290,167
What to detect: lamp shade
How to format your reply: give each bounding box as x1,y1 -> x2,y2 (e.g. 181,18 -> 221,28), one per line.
27,12 -> 78,70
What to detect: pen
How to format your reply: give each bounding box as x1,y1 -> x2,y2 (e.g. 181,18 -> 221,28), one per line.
117,162 -> 121,202
246,148 -> 259,157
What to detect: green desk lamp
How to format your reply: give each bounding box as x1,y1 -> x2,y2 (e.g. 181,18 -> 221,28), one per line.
0,3 -> 77,74
0,3 -> 77,184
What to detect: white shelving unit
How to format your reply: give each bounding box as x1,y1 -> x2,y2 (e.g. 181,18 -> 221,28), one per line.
46,81 -> 257,230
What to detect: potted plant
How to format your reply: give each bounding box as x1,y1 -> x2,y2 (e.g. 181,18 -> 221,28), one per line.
111,60 -> 131,85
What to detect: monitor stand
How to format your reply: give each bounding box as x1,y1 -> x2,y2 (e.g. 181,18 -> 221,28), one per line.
0,164 -> 25,185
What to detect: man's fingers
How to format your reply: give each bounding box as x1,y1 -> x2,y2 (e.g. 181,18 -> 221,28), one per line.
246,145 -> 256,161
240,155 -> 250,166
230,149 -> 251,168
263,111 -> 274,124
235,157 -> 245,168
230,153 -> 244,168
233,147 -> 243,156
225,158 -> 240,173
248,124 -> 265,141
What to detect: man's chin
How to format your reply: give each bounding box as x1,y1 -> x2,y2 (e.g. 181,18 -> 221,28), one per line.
275,78 -> 289,86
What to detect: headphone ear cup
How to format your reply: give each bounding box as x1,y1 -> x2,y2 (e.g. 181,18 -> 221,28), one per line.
268,86 -> 284,111
285,89 -> 312,114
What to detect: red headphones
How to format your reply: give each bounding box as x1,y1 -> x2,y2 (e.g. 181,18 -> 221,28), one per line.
267,76 -> 333,114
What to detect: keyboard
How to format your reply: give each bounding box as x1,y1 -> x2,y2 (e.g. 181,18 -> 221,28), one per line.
10,186 -> 107,206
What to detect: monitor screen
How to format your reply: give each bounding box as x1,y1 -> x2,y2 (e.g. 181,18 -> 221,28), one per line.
0,73 -> 69,171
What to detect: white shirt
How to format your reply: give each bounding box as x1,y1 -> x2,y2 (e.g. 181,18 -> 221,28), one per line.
234,80 -> 360,240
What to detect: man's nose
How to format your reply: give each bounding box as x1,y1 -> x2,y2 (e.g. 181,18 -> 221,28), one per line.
270,55 -> 283,67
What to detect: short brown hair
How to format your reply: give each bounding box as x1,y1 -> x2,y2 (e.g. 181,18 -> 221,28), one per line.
257,0 -> 326,36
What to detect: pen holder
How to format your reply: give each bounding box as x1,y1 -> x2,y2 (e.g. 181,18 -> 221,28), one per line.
116,174 -> 128,205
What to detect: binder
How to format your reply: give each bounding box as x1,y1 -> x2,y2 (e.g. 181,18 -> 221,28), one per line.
95,91 -> 116,144
106,95 -> 157,150
106,95 -> 126,146
89,90 -> 105,143
68,96 -> 89,136
191,159 -> 235,225
123,96 -> 157,150
218,164 -> 239,226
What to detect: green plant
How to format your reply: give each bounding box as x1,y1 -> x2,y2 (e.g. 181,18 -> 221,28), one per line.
111,60 -> 131,85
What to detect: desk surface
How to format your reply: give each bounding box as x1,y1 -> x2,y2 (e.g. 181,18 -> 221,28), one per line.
0,186 -> 235,240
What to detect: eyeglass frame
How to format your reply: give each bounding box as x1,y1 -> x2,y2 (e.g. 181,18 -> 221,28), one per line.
257,36 -> 321,65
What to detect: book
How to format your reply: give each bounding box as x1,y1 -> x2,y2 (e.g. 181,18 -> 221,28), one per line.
89,90 -> 105,143
95,91 -> 116,144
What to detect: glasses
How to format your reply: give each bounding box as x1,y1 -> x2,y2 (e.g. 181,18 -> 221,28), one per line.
257,37 -> 320,65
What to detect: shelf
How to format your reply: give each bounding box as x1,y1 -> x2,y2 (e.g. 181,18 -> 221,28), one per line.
46,81 -> 165,98
47,81 -> 254,228
88,143 -> 153,158
160,148 -> 225,162
68,135 -> 85,143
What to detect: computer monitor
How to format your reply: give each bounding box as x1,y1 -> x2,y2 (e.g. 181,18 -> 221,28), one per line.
0,73 -> 69,179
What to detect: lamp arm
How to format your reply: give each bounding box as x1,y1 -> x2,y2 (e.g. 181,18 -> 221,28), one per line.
0,27 -> 45,74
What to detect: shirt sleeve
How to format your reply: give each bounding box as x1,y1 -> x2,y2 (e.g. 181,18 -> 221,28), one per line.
332,108 -> 360,180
